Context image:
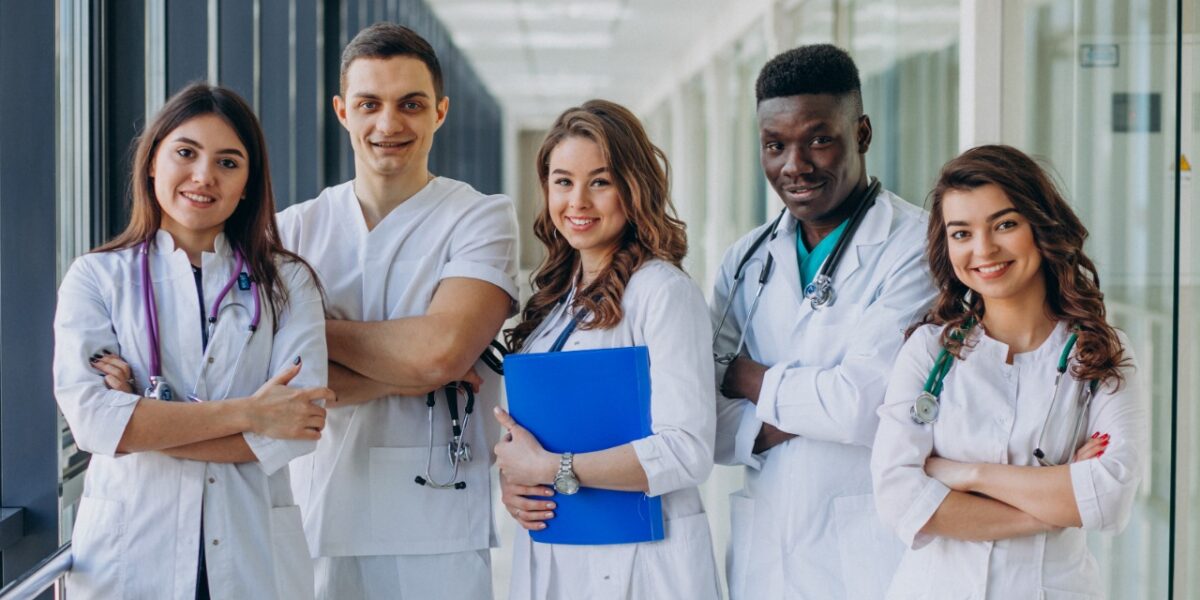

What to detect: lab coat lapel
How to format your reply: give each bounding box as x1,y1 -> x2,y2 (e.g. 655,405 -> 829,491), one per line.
152,231 -> 205,398
825,189 -> 894,285
765,214 -> 805,306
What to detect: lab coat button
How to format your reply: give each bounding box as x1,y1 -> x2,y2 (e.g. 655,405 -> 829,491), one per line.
208,477 -> 216,484
212,539 -> 220,546
207,356 -> 215,364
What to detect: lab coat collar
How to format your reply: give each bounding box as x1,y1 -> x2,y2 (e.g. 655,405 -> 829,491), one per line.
151,229 -> 233,258
965,319 -> 1071,368
763,187 -> 897,305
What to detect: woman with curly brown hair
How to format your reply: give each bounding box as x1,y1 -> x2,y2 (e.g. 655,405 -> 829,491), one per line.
870,145 -> 1147,599
491,99 -> 720,599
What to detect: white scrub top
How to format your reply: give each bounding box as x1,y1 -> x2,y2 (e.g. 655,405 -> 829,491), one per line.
53,230 -> 325,600
871,322 -> 1147,599
711,190 -> 936,599
277,177 -> 519,557
509,260 -> 721,600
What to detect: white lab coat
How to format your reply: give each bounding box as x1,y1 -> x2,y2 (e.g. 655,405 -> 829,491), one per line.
871,322 -> 1147,599
53,230 -> 325,600
509,260 -> 721,600
276,177 -> 519,559
711,191 -> 936,599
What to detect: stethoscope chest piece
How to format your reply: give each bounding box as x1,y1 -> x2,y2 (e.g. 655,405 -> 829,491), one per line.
448,438 -> 472,464
804,274 -> 836,310
910,391 -> 939,425
146,375 -> 173,401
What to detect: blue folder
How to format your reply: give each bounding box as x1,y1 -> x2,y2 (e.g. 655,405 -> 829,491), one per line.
504,346 -> 665,545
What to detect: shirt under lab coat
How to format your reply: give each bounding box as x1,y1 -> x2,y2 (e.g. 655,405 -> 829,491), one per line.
53,230 -> 326,600
711,190 -> 936,599
871,322 -> 1147,599
508,260 -> 721,600
277,177 -> 520,557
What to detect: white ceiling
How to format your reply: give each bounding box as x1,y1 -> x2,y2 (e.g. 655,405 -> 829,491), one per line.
428,0 -> 736,129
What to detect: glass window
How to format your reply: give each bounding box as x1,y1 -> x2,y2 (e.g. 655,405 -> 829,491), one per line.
1005,2 -> 1180,597
1175,3 -> 1199,597
848,0 -> 961,206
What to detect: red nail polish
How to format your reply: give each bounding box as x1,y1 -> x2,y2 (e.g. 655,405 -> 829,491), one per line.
1097,450 -> 1105,457
1092,432 -> 1099,439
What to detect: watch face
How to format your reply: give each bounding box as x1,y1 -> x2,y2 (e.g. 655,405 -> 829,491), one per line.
554,475 -> 580,495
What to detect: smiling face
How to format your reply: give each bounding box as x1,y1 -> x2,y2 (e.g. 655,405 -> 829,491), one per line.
546,136 -> 628,274
334,55 -> 448,184
758,93 -> 871,230
150,113 -> 249,246
942,183 -> 1045,304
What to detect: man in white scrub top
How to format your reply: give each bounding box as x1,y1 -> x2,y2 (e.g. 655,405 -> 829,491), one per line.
277,23 -> 519,600
711,45 -> 937,599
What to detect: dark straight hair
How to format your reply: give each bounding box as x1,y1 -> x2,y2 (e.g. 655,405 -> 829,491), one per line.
96,82 -> 320,327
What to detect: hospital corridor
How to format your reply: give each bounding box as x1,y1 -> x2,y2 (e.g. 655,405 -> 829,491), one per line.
0,0 -> 1198,598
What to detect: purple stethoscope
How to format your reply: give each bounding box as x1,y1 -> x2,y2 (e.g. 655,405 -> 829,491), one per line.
140,239 -> 261,402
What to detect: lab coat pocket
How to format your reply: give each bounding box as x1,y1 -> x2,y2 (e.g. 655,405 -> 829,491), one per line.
269,505 -> 314,600
68,496 -> 126,598
727,491 -> 755,599
833,493 -> 904,599
635,512 -> 720,600
368,446 -> 488,552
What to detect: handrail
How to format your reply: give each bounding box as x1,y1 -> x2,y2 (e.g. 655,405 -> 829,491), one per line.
0,543 -> 72,600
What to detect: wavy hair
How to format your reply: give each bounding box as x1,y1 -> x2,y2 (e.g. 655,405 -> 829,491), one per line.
95,82 -> 320,328
505,100 -> 687,352
916,144 -> 1126,386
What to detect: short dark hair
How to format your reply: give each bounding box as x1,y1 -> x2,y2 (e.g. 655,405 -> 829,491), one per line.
755,44 -> 862,114
340,22 -> 443,98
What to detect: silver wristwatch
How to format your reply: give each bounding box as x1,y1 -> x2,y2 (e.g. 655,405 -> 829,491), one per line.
552,452 -> 580,495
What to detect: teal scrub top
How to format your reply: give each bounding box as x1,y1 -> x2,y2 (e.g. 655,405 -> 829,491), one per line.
796,219 -> 849,289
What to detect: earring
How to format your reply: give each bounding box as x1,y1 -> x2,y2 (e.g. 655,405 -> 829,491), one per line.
960,288 -> 974,314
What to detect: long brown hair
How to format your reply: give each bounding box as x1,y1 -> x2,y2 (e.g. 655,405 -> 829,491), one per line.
917,144 -> 1126,386
505,100 -> 687,352
95,82 -> 318,326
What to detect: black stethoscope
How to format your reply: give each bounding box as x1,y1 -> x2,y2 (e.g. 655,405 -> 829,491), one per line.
417,297 -> 582,490
413,340 -> 507,490
911,320 -> 1098,467
712,178 -> 882,365
140,239 -> 261,402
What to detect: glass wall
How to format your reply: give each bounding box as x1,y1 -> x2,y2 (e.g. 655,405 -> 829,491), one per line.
1003,0 -> 1188,596
1176,3 -> 1199,597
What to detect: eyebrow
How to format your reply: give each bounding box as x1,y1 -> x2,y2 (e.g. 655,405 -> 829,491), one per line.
351,91 -> 430,101
760,121 -> 830,138
945,207 -> 1019,228
550,167 -> 610,177
172,137 -> 246,159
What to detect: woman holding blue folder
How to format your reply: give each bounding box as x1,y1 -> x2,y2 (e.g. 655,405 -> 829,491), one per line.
493,99 -> 721,599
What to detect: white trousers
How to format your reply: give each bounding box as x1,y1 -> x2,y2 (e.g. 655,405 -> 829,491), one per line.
314,550 -> 493,600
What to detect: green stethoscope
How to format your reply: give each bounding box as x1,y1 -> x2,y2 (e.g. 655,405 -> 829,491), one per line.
911,320 -> 1098,466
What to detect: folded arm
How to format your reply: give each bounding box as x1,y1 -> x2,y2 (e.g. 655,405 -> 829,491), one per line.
919,490 -> 1056,541
757,250 -> 936,447
327,277 -> 512,394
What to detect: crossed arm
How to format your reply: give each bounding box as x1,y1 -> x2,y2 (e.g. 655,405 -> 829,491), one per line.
324,277 -> 513,406
917,437 -> 1107,541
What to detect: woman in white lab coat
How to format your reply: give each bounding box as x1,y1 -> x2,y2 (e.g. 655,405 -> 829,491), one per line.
492,100 -> 720,599
871,145 -> 1147,599
53,83 -> 332,600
